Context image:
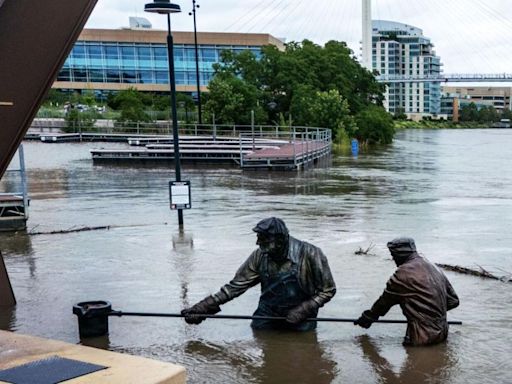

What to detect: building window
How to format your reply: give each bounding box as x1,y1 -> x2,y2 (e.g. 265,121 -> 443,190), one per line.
104,45 -> 119,59
137,70 -> 153,84
106,69 -> 121,83
155,71 -> 168,84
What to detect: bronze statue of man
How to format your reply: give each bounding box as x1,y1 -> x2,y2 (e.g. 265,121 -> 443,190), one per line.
182,217 -> 336,331
354,237 -> 459,346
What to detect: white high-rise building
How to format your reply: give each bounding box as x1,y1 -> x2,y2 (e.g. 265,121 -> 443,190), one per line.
370,20 -> 442,118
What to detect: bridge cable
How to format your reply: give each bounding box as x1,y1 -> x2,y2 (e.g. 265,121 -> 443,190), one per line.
223,0 -> 275,32
243,0 -> 289,33
256,1 -> 292,33
270,0 -> 309,42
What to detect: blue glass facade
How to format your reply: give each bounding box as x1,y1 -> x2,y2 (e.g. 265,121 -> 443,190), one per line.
58,41 -> 262,87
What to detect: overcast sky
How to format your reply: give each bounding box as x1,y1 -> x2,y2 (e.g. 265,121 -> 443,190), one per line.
86,0 -> 512,75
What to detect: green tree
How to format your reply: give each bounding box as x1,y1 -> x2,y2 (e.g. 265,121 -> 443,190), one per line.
294,89 -> 356,140
213,40 -> 385,120
355,105 -> 395,145
207,38 -> 392,144
43,89 -> 68,107
393,107 -> 407,120
64,109 -> 98,132
110,88 -> 151,123
80,90 -> 97,107
501,108 -> 512,120
204,73 -> 264,124
459,102 -> 479,122
478,106 -> 499,123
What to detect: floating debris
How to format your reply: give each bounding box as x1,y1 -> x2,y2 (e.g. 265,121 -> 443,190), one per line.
355,243 -> 375,255
28,222 -> 168,236
436,263 -> 512,283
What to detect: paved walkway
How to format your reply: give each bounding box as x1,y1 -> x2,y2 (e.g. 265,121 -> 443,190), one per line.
0,330 -> 186,383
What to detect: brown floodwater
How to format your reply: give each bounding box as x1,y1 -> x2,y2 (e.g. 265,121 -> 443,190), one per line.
1,129 -> 511,383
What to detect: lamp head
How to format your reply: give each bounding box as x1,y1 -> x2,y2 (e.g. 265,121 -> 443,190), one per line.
144,0 -> 181,15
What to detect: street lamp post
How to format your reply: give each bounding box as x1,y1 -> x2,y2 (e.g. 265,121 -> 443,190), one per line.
145,0 -> 184,226
189,0 -> 202,125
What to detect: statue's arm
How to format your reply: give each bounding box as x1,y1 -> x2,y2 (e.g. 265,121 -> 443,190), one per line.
213,250 -> 261,305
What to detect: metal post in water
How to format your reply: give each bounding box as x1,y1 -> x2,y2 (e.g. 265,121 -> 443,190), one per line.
18,145 -> 28,220
239,132 -> 244,167
251,110 -> 255,150
293,128 -> 297,168
212,113 -> 216,141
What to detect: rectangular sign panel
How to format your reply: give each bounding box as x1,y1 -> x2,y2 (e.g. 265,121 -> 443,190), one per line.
169,181 -> 191,210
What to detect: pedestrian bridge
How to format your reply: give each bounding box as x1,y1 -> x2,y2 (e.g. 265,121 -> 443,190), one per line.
377,73 -> 512,83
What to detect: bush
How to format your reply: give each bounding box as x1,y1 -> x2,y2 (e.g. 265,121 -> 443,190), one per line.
64,109 -> 98,132
355,105 -> 395,145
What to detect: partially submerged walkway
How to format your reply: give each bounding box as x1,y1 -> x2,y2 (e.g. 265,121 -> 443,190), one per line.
27,125 -> 332,171
241,140 -> 331,170
0,330 -> 186,383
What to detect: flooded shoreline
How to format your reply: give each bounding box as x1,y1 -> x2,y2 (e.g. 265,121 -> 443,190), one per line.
1,129 -> 511,383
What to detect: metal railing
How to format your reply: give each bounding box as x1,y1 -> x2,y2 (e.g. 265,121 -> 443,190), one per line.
29,119 -> 332,141
0,145 -> 29,220
377,73 -> 512,83
239,126 -> 332,169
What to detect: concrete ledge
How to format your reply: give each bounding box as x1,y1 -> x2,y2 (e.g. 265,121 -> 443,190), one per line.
0,330 -> 186,383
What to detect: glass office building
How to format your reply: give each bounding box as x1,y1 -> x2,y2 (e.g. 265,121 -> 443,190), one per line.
54,29 -> 284,94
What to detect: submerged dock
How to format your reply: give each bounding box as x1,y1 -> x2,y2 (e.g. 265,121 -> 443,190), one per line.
0,145 -> 29,231
91,136 -> 330,170
28,124 -> 332,170
0,195 -> 27,232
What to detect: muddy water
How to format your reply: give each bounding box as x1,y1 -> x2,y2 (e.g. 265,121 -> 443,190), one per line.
1,129 -> 511,383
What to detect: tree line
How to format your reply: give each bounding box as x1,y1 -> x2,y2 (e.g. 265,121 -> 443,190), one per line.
203,40 -> 395,146
459,103 -> 512,123
43,39 -> 512,144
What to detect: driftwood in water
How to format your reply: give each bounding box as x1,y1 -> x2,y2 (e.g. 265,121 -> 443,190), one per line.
355,243 -> 375,255
29,225 -> 111,236
436,263 -> 511,283
28,222 -> 168,236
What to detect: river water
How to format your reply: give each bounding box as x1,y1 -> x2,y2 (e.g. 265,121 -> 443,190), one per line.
1,129 -> 511,383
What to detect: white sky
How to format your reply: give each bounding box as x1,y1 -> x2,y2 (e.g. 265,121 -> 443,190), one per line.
86,0 -> 512,75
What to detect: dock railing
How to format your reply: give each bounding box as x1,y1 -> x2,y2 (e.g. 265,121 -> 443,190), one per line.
238,125 -> 332,169
29,120 -> 332,169
0,145 -> 29,230
29,119 -> 331,141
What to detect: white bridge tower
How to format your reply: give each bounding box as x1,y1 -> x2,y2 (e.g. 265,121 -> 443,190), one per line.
362,0 -> 373,71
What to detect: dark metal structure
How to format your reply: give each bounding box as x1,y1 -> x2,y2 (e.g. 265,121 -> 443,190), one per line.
0,0 -> 98,306
190,0 -> 203,125
144,0 -> 185,227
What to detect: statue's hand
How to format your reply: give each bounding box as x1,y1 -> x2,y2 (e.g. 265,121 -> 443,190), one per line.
354,310 -> 378,329
181,295 -> 221,325
286,300 -> 319,324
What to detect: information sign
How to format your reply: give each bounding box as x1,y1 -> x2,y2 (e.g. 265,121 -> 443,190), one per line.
169,181 -> 191,210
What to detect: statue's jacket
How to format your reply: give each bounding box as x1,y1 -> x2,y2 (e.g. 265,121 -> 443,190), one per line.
371,253 -> 459,346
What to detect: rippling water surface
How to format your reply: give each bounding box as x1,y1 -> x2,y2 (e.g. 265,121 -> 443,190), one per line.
1,129 -> 511,383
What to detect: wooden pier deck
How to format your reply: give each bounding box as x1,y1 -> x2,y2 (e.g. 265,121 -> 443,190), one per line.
91,147 -> 250,164
0,195 -> 27,231
26,125 -> 332,170
91,139 -> 331,170
241,141 -> 331,170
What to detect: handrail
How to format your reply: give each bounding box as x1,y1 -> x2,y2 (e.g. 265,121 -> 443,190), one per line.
29,121 -> 331,139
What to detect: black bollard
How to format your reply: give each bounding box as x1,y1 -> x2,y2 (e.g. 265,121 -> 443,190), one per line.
73,300 -> 112,338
